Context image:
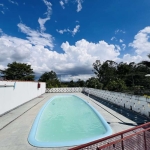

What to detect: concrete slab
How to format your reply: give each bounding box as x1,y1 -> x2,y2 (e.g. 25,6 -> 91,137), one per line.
0,94 -> 49,130
0,93 -> 138,150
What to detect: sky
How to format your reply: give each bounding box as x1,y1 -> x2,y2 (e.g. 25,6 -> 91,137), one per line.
0,0 -> 150,81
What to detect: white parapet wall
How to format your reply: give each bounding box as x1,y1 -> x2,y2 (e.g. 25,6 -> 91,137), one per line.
0,81 -> 46,116
84,88 -> 150,118
46,87 -> 83,93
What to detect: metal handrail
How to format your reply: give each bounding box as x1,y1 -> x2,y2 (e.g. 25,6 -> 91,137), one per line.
97,126 -> 150,150
69,122 -> 150,150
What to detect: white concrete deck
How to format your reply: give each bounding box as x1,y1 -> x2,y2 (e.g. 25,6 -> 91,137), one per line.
0,93 -> 137,150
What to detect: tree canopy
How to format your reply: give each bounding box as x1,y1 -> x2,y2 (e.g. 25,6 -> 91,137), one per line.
38,71 -> 57,82
140,54 -> 150,67
0,62 -> 34,81
86,77 -> 103,89
93,59 -> 150,92
38,71 -> 61,88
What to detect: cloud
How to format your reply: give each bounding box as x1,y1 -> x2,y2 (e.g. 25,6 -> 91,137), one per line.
56,25 -> 80,36
8,0 -> 18,5
59,0 -> 83,12
1,25 -> 150,81
56,29 -> 68,34
60,1 -> 65,9
38,18 -> 50,32
122,44 -> 126,50
0,28 -> 3,33
129,26 -> 150,55
43,0 -> 52,18
115,29 -> 126,34
0,25 -> 120,80
115,45 -> 121,51
17,23 -> 54,49
61,74 -> 94,81
76,0 -> 83,12
0,3 -> 6,14
122,54 -> 143,63
60,39 -> 120,73
1,11 -> 4,14
119,39 -> 123,43
121,26 -> 150,63
111,36 -> 117,41
0,4 -> 4,7
38,0 -> 52,32
72,25 -> 80,36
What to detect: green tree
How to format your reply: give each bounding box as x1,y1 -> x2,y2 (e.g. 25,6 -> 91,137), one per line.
68,80 -> 75,87
38,71 -> 57,81
38,71 -> 60,88
0,62 -> 34,80
76,79 -> 85,87
93,60 -> 118,89
117,62 -> 130,80
140,54 -> 150,67
106,79 -> 127,91
86,77 -> 103,89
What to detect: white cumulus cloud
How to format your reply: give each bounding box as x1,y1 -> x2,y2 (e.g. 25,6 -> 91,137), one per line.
1,25 -> 150,80
17,23 -> 54,49
76,0 -> 83,12
56,25 -> 80,36
0,26 -> 120,80
60,1 -> 65,9
121,26 -> 150,63
129,26 -> 150,55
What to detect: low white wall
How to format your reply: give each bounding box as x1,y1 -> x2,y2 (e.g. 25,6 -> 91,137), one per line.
84,88 -> 150,118
46,87 -> 83,93
0,81 -> 46,115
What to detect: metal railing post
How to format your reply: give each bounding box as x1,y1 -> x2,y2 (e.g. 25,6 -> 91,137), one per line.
144,131 -> 147,150
121,134 -> 124,150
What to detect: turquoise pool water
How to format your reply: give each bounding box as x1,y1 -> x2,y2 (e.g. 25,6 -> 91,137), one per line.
28,95 -> 112,147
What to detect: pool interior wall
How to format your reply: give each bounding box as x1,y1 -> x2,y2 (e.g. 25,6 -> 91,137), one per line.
28,95 -> 112,147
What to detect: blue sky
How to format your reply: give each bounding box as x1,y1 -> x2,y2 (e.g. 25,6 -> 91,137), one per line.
0,0 -> 150,81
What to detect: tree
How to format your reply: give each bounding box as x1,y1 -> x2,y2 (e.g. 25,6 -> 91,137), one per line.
140,54 -> 150,67
76,79 -> 85,87
117,62 -> 130,80
0,62 -> 34,80
38,71 -> 61,88
68,80 -> 75,87
86,77 -> 103,89
93,60 -> 118,89
38,71 -> 57,82
106,79 -> 127,91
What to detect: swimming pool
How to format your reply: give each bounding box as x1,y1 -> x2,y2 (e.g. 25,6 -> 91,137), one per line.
28,95 -> 112,147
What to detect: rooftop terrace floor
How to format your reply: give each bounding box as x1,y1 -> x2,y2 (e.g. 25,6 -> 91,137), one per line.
0,93 -> 142,150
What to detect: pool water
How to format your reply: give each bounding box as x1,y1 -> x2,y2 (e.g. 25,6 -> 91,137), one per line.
28,95 -> 112,147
